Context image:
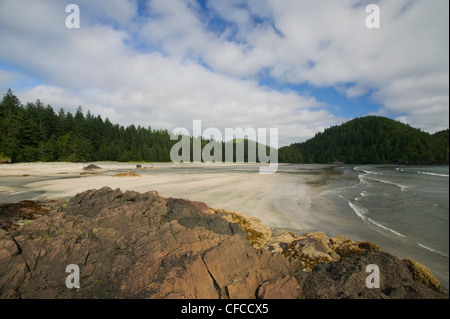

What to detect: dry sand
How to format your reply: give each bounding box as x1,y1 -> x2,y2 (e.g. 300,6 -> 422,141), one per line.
0,162 -> 326,232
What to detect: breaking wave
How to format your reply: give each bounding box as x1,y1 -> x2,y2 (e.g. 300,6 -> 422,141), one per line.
345,199 -> 407,239
359,174 -> 408,191
417,171 -> 449,178
417,243 -> 449,258
367,218 -> 406,238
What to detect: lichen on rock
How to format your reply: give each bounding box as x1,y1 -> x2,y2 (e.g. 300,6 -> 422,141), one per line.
278,231 -> 381,271
402,258 -> 446,294
216,209 -> 272,249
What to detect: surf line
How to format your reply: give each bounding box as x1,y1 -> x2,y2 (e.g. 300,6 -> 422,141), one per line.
367,218 -> 406,238
343,196 -> 407,238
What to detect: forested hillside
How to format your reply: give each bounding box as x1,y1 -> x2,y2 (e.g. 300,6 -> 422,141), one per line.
1,90 -> 448,165
0,90 -> 269,163
279,116 -> 449,164
0,89 -> 175,163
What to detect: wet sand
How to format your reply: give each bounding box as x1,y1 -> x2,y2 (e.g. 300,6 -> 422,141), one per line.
0,162 -> 322,232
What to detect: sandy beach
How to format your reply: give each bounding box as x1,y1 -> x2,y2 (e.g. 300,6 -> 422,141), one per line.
0,161 -> 448,290
0,162 -> 323,232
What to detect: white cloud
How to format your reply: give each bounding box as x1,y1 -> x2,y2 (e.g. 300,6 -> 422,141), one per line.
0,70 -> 28,94
202,0 -> 449,132
0,0 -> 448,147
76,0 -> 138,27
16,55 -> 334,145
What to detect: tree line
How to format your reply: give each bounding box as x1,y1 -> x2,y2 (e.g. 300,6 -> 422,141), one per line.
1,89 -> 448,164
0,89 -> 269,163
0,89 -> 176,163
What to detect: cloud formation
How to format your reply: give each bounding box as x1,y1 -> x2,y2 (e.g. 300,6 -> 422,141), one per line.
0,0 -> 448,146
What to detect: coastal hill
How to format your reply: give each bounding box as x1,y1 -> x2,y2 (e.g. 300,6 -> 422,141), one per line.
0,187 -> 446,299
279,116 -> 449,164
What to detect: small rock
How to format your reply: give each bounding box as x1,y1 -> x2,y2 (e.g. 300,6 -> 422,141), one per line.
82,164 -> 102,171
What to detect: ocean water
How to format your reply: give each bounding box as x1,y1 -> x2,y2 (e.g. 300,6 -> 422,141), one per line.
349,165 -> 448,258
302,164 -> 449,291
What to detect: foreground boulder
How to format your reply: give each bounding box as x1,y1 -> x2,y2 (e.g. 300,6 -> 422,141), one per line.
0,187 -> 446,299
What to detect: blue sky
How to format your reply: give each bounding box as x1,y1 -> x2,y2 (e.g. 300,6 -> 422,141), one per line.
0,0 -> 448,146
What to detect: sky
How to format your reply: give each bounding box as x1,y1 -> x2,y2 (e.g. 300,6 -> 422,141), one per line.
0,0 -> 448,146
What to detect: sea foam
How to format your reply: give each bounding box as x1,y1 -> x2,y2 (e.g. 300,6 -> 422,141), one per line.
417,171 -> 449,178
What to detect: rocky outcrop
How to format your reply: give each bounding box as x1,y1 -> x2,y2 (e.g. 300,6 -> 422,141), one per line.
216,209 -> 272,249
271,231 -> 381,271
82,164 -> 102,171
0,187 -> 447,299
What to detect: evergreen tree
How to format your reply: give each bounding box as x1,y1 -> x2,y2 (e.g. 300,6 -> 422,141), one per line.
0,90 -> 448,165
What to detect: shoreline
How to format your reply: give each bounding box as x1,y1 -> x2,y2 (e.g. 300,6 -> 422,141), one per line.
0,161 -> 448,292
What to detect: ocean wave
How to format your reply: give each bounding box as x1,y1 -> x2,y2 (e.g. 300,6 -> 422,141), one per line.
417,243 -> 449,258
353,166 -> 383,175
367,218 -> 406,238
417,171 -> 449,178
347,200 -> 408,238
347,200 -> 367,221
359,174 -> 408,191
361,169 -> 382,175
